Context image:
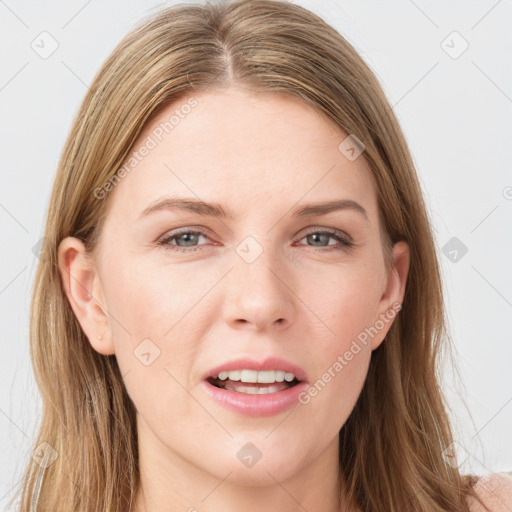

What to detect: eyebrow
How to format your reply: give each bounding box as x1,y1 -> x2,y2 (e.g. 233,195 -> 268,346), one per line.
139,196 -> 368,221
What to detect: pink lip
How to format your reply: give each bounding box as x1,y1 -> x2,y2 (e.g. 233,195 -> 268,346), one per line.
202,356 -> 308,383
201,380 -> 309,417
201,357 -> 309,417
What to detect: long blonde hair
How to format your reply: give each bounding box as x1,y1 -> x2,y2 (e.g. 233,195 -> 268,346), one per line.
12,1 -> 489,510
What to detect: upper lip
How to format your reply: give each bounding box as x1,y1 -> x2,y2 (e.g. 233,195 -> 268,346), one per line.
203,357 -> 308,383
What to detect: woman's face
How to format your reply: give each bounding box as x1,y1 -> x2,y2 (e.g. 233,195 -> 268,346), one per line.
59,87 -> 409,488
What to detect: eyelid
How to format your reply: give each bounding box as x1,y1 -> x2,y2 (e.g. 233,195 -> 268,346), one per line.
157,225 -> 352,241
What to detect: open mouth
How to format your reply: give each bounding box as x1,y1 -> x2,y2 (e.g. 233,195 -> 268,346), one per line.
206,376 -> 301,395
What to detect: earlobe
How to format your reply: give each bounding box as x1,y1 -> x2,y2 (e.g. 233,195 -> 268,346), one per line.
57,236 -> 115,355
371,241 -> 410,351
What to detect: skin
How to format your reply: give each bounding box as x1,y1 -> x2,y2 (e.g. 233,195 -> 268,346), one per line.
58,86 -> 410,512
469,473 -> 512,511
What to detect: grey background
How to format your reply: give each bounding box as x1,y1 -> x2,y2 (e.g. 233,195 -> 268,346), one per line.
1,0 -> 511,507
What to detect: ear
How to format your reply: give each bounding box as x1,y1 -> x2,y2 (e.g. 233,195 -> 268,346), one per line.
57,236 -> 115,355
371,240 -> 410,351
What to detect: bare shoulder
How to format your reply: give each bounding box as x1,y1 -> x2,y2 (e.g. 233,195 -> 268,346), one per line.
468,472 -> 512,512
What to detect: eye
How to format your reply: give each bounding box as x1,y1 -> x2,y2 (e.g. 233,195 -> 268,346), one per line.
156,227 -> 355,253
296,228 -> 354,252
157,228 -> 211,253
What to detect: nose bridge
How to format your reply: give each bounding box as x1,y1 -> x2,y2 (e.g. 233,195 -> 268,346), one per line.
224,234 -> 295,329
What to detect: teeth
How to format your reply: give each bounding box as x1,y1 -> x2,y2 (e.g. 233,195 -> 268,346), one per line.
240,384 -> 285,394
221,381 -> 291,394
241,369 -> 257,383
215,369 -> 297,383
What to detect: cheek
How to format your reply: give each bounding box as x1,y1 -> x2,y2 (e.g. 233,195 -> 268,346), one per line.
103,256 -> 206,433
302,261 -> 383,346
101,256 -> 207,386
103,254 -> 216,339
290,265 -> 379,424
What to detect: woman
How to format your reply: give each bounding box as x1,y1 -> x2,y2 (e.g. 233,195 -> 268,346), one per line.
12,0 -> 511,510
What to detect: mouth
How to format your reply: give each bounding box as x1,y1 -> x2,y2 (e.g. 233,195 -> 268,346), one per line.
206,371 -> 301,395
201,359 -> 309,416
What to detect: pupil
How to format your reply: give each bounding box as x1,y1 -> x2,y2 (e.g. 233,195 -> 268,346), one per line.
178,233 -> 197,247
308,233 -> 327,246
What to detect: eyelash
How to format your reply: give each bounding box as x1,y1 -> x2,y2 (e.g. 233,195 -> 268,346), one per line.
156,227 -> 355,253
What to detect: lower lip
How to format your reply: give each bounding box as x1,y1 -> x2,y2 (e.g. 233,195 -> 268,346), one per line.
202,380 -> 309,417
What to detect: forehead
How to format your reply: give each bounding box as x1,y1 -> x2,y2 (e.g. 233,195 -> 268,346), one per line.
103,87 -> 378,224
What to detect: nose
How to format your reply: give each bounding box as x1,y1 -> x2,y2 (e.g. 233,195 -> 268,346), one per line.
223,249 -> 296,332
